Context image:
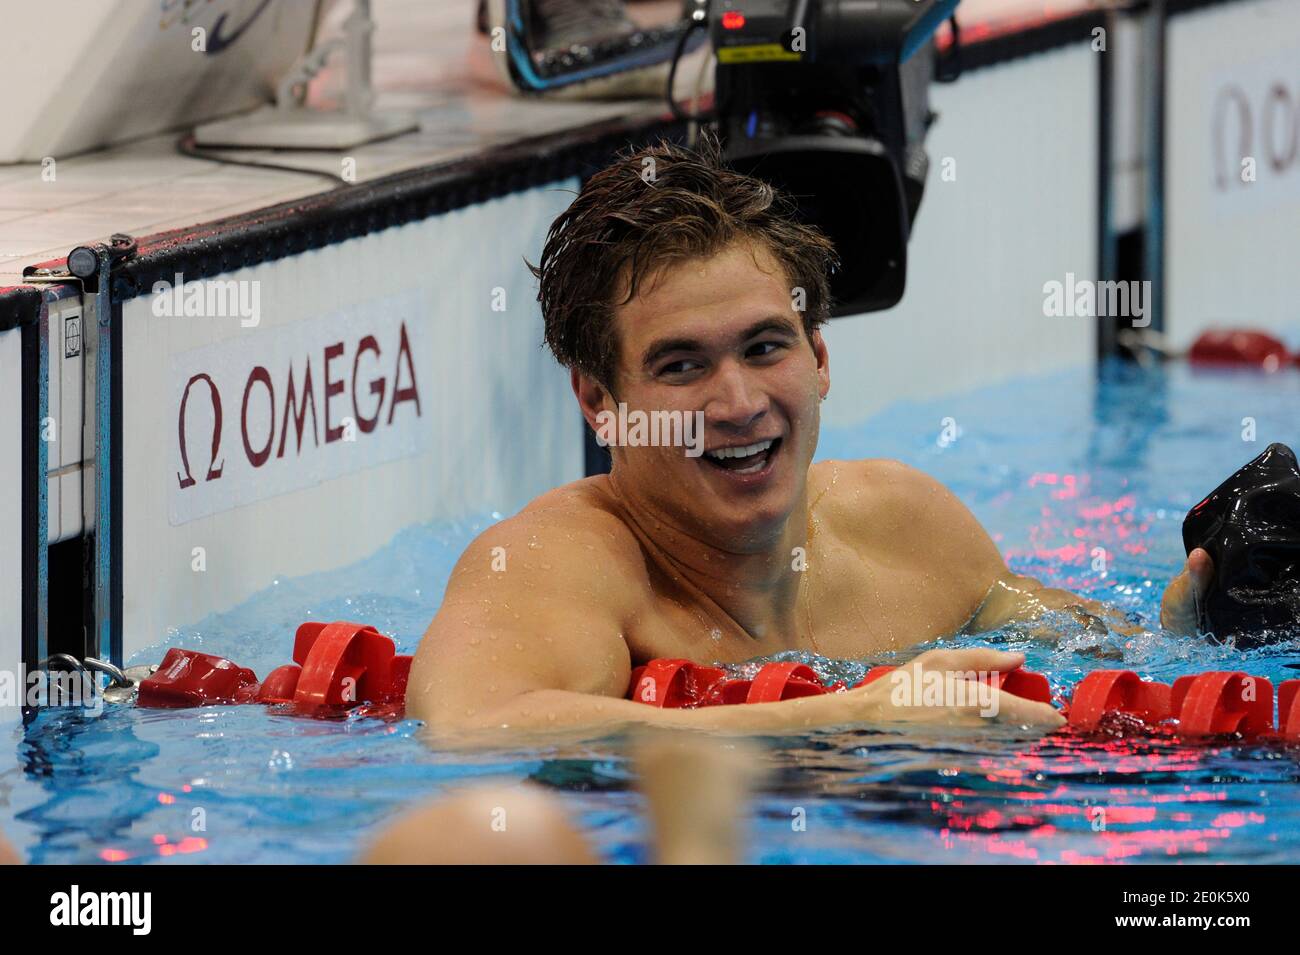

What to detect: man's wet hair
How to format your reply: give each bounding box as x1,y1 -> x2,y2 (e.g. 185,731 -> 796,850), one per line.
530,132 -> 838,395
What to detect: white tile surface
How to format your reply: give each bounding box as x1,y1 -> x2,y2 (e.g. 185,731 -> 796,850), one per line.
0,0 -> 692,283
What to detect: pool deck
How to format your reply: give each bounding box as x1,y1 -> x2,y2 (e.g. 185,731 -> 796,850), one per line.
0,0 -> 696,283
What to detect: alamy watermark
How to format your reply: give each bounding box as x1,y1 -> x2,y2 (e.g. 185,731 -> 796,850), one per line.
0,667 -> 104,714
594,403 -> 706,457
888,662 -> 1001,718
152,272 -> 261,328
1042,273 -> 1151,328
50,885 -> 151,935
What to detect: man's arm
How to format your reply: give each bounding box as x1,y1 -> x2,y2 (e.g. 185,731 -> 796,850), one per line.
407,503 -> 1061,743
961,573 -> 1146,638
881,460 -> 1147,638
970,552 -> 1220,639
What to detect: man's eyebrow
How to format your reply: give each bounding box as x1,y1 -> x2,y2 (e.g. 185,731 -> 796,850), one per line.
640,316 -> 801,369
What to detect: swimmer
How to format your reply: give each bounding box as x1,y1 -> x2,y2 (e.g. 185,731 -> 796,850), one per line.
359,783 -> 598,865
408,136 -> 1213,740
633,732 -> 761,865
360,733 -> 758,864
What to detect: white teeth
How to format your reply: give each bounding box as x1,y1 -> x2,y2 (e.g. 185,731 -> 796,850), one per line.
705,439 -> 774,460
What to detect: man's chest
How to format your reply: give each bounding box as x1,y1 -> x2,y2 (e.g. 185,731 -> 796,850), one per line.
624,543 -> 980,665
790,542 -> 980,656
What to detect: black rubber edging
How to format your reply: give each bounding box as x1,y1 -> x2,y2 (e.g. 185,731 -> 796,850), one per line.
0,286 -> 43,332
1166,0 -> 1262,15
951,9 -> 1110,74
19,307 -> 42,674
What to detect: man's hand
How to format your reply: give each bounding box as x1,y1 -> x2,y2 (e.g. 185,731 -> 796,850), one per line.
1160,547 -> 1214,634
847,647 -> 1065,728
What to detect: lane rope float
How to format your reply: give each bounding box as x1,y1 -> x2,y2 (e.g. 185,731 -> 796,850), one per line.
108,619 -> 1300,740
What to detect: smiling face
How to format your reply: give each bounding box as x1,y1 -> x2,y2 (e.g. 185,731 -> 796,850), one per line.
578,239 -> 830,552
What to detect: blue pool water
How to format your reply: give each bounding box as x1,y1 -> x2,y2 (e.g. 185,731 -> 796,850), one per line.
6,357 -> 1300,864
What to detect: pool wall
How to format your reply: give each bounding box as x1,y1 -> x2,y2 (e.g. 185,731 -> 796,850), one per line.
821,39 -> 1100,429
1,284 -> 92,721
117,185 -> 585,658
0,308 -> 27,724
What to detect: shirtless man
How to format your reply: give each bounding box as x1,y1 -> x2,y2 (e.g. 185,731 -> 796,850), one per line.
408,138 -> 1213,740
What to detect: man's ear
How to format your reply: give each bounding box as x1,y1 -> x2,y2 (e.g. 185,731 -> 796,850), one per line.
810,328 -> 830,401
572,368 -> 614,433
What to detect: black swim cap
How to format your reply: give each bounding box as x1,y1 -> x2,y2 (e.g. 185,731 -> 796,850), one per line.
1182,442 -> 1300,647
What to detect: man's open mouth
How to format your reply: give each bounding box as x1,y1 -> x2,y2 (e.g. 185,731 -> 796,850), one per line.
702,437 -> 782,476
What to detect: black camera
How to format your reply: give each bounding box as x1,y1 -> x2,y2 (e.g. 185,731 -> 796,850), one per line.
709,0 -> 957,315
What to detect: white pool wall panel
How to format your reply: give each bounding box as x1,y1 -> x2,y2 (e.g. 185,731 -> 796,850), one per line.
821,42 -> 1100,430
119,183 -> 584,659
1165,0 -> 1300,350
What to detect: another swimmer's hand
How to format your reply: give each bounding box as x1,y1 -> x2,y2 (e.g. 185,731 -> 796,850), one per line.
1159,547 -> 1213,635
847,648 -> 1065,729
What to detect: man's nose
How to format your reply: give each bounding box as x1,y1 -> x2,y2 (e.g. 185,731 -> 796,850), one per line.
707,359 -> 767,430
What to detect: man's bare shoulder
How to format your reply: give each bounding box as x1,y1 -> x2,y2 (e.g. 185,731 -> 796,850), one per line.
808,457 -> 929,529
810,457 -> 1007,582
412,477 -> 649,721
450,476 -> 650,602
516,475 -> 642,553
811,456 -> 927,487
810,458 -> 986,546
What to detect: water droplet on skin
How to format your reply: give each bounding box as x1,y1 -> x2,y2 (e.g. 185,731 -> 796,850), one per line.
528,537 -> 542,550
710,628 -> 722,642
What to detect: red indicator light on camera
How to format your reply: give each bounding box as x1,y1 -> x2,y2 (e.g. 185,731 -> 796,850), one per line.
722,11 -> 746,30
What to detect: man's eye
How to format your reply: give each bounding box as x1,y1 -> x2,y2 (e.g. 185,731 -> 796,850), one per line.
659,359 -> 702,376
748,341 -> 786,359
